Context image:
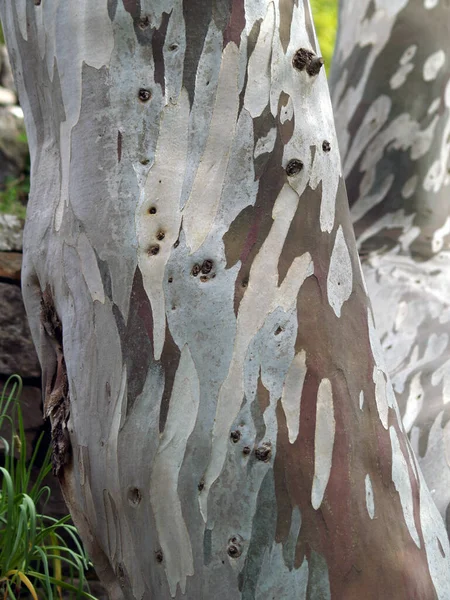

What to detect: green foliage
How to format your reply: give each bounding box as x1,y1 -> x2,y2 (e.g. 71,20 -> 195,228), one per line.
0,176 -> 29,220
310,0 -> 338,70
0,376 -> 96,600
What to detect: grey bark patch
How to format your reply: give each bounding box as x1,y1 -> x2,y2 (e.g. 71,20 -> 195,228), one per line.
239,470 -> 276,597
302,0 -> 317,53
203,528 -> 213,565
306,551 -> 331,600
183,0 -> 212,105
151,12 -> 169,89
40,287 -> 71,477
107,0 -> 118,21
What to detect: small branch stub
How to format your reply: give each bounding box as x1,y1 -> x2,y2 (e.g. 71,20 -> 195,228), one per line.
286,159 -> 303,176
293,48 -> 324,76
322,140 -> 331,152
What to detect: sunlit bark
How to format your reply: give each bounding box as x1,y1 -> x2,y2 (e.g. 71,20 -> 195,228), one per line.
1,1 -> 450,598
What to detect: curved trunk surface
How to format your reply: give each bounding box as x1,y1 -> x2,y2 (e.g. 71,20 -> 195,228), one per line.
1,1 -> 450,598
330,0 -> 450,533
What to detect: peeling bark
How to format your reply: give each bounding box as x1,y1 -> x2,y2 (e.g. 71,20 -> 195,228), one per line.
1,1 -> 450,598
331,0 -> 450,537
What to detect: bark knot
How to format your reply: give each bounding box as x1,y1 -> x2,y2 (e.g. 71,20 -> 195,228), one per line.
138,88 -> 152,102
286,159 -> 304,176
292,48 -> 324,76
255,442 -> 272,462
40,287 -> 71,478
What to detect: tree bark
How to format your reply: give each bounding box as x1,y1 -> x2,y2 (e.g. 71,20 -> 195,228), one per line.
1,1 -> 450,598
330,0 -> 450,534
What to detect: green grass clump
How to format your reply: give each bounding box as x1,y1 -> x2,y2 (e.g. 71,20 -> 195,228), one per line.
310,0 -> 338,70
0,375 -> 96,600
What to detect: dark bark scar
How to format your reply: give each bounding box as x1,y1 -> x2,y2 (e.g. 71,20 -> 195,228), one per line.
41,286 -> 71,477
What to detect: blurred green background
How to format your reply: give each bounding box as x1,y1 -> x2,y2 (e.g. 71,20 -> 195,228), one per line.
310,0 -> 338,69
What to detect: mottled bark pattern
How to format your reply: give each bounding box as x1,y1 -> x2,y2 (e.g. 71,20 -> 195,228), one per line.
331,0 -> 450,537
1,1 -> 449,598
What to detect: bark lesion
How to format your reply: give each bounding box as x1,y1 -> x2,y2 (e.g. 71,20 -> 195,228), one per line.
40,287 -> 71,477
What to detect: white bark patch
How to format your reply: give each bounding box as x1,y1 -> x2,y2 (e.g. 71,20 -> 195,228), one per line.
281,350 -> 307,444
390,426 -> 421,548
424,0 -> 439,8
432,216 -> 450,253
373,367 -> 390,429
400,45 -> 417,65
402,372 -> 424,433
351,174 -> 394,224
244,2 -> 275,118
418,466 -> 450,600
280,96 -> 294,125
390,62 -> 414,90
200,184 -> 313,521
428,98 -> 441,115
389,44 -> 417,90
312,379 -> 335,510
344,95 -> 391,177
359,390 -> 365,410
423,50 -> 446,82
446,79 -> 450,107
183,42 -> 240,253
254,127 -> 277,159
77,233 -> 105,304
179,19 -> 222,208
16,0 -> 28,40
54,2 -> 114,231
411,115 -> 439,160
163,2 -> 186,105
327,226 -> 353,318
150,346 -> 199,597
269,2 -> 341,234
401,175 -> 419,199
431,359 -> 450,405
137,90 -> 189,361
365,474 -> 375,519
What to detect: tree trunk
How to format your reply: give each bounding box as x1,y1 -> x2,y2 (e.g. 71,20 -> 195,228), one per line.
2,1 -> 450,598
330,0 -> 450,534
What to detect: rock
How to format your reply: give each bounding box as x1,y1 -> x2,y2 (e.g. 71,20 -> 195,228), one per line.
0,282 -> 40,377
0,86 -> 16,106
0,45 -> 15,92
0,214 -> 23,251
0,251 -> 22,280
